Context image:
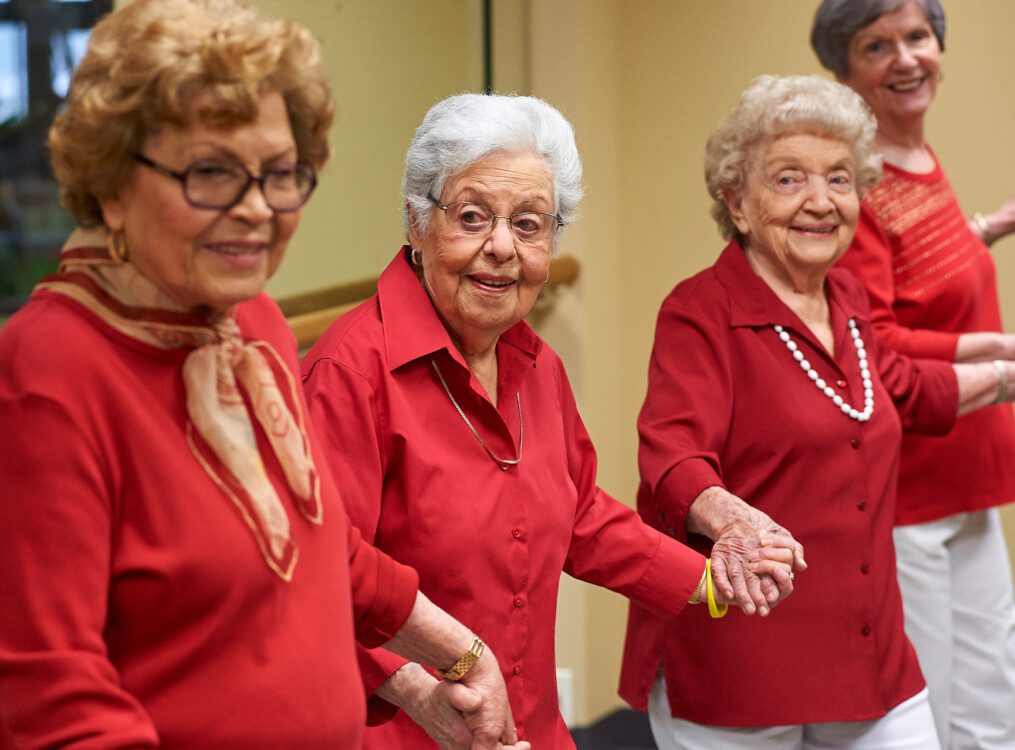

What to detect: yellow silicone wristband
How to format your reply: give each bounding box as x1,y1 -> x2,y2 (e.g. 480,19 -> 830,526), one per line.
705,558 -> 729,619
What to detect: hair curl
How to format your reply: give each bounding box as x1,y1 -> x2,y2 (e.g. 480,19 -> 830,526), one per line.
402,93 -> 584,252
49,0 -> 334,227
705,75 -> 882,241
811,0 -> 945,78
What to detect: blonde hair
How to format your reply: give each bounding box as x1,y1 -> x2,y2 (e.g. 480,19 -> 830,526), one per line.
705,74 -> 882,241
49,0 -> 334,226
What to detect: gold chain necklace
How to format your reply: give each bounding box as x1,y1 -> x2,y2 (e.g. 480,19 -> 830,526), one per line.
430,357 -> 523,470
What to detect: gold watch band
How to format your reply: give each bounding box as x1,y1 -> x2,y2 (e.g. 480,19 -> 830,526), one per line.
442,636 -> 485,681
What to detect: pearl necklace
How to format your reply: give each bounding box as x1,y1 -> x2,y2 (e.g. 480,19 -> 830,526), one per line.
430,357 -> 523,470
773,318 -> 874,423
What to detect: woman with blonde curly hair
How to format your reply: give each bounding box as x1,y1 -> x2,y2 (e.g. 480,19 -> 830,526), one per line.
0,1 -> 524,747
619,74 -> 1015,750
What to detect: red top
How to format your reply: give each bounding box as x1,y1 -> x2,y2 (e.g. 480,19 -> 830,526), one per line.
301,248 -> 707,749
618,242 -> 958,726
836,154 -> 1015,524
0,289 -> 419,748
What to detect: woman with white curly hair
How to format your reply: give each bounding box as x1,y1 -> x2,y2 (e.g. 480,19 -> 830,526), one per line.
619,74 -> 1015,749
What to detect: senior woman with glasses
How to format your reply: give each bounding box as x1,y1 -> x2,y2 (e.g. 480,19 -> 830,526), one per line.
0,2 -> 525,747
618,74 -> 1015,750
301,92 -> 802,749
812,2 -> 1015,745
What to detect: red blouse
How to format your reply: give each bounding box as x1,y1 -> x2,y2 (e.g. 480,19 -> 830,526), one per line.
301,247 -> 706,749
619,242 -> 958,726
837,155 -> 1015,525
0,289 -> 418,748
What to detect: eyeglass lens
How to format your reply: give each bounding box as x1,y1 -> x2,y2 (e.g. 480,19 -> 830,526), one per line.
185,161 -> 315,211
443,202 -> 558,243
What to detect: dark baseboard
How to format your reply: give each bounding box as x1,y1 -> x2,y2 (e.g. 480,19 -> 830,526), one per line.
571,708 -> 657,749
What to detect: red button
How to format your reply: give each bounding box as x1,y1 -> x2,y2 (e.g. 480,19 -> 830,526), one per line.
511,528 -> 522,539
836,379 -> 847,388
857,499 -> 867,510
513,596 -> 523,608
861,625 -> 871,637
850,437 -> 860,449
860,562 -> 870,575
512,664 -> 522,674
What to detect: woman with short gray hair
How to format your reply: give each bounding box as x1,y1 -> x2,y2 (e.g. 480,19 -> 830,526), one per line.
812,2 -> 1015,747
620,73 -> 1015,750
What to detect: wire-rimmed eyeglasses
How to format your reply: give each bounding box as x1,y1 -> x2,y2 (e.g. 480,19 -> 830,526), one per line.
133,153 -> 317,212
428,194 -> 563,244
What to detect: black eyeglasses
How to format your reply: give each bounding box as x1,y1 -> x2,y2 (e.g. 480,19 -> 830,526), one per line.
133,153 -> 317,212
428,194 -> 563,245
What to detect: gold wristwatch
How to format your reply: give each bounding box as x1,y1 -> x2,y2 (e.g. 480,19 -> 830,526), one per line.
442,636 -> 485,681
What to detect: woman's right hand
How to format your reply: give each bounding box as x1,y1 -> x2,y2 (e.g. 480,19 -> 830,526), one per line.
687,486 -> 806,616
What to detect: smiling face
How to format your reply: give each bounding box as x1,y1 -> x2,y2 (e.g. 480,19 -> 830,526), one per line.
728,132 -> 860,292
99,90 -> 301,313
409,149 -> 554,354
841,0 -> 941,130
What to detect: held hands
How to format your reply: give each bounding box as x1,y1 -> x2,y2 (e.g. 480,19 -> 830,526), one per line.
378,656 -> 530,750
687,486 -> 806,617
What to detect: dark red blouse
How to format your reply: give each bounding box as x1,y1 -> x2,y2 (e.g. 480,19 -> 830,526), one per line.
619,242 -> 957,726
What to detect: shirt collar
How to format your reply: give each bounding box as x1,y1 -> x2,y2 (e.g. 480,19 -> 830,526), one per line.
377,246 -> 543,373
715,239 -> 853,329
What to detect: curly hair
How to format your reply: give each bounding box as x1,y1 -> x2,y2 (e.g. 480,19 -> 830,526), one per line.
49,0 -> 334,226
705,75 -> 882,241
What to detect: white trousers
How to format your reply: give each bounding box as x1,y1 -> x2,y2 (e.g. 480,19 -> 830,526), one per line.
893,508 -> 1015,750
648,677 -> 940,750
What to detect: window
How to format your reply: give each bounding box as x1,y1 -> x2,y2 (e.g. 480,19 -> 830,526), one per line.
0,0 -> 110,314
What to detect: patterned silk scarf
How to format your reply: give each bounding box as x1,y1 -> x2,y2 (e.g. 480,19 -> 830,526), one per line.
34,227 -> 322,580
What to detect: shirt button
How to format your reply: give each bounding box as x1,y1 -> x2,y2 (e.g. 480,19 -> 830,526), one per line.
850,437 -> 860,449
521,578 -> 527,588
860,562 -> 870,575
857,499 -> 867,510
511,528 -> 522,540
513,596 -> 523,608
512,664 -> 522,675
861,624 -> 872,637
836,379 -> 847,388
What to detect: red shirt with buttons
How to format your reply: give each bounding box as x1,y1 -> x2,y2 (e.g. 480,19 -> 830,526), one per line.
302,248 -> 706,748
619,242 -> 958,726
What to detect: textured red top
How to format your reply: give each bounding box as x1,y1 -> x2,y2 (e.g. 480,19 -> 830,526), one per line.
837,154 -> 1015,524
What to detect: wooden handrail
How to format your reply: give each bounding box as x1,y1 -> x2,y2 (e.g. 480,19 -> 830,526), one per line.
278,254 -> 581,350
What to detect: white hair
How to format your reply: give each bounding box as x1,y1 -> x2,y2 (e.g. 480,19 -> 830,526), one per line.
402,93 -> 584,247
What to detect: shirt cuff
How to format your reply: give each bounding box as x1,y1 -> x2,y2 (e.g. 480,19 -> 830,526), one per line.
655,457 -> 726,541
902,358 -> 959,435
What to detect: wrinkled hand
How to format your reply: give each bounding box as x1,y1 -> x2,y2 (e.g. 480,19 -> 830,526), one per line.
379,661 -> 530,750
457,649 -> 530,749
688,486 -> 806,616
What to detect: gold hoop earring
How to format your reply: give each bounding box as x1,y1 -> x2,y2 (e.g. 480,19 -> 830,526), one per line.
108,229 -> 129,264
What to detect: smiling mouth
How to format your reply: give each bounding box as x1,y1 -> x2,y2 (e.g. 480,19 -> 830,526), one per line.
469,275 -> 516,290
791,225 -> 837,235
207,243 -> 265,255
887,77 -> 925,93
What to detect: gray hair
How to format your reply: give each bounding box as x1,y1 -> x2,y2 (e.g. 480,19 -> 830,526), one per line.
705,75 -> 882,241
811,0 -> 946,77
402,93 -> 583,246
